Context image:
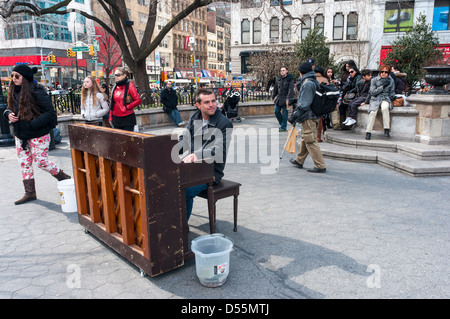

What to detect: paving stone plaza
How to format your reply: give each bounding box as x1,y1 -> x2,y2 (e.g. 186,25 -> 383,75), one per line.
0,116 -> 449,300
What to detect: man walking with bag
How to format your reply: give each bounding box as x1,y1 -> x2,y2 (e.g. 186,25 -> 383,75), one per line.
272,66 -> 294,132
288,62 -> 326,173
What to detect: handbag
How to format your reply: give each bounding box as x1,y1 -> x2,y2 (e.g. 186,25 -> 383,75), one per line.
392,96 -> 404,107
343,92 -> 356,104
126,93 -> 133,105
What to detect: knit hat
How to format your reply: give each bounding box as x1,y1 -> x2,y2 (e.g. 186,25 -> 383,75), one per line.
307,58 -> 315,64
298,62 -> 313,74
12,64 -> 37,82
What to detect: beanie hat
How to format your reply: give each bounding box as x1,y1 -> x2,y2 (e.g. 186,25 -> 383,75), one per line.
298,62 -> 313,74
12,64 -> 37,82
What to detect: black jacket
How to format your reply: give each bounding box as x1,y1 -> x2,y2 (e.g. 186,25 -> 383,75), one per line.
272,73 -> 294,107
3,82 -> 56,141
160,88 -> 178,111
356,79 -> 371,98
179,108 -> 233,184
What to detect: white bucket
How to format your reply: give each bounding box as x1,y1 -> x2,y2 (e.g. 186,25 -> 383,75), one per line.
57,179 -> 77,213
191,233 -> 233,287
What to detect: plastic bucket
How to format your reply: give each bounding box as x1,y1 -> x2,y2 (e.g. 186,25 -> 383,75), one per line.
191,234 -> 233,287
57,179 -> 77,213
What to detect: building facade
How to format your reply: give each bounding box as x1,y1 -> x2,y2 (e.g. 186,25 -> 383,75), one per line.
0,0 -> 95,88
230,0 -> 450,80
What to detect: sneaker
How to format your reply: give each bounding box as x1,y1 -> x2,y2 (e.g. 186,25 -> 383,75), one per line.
178,121 -> 187,127
307,167 -> 326,173
342,117 -> 350,124
289,158 -> 303,169
279,128 -> 287,132
345,118 -> 356,126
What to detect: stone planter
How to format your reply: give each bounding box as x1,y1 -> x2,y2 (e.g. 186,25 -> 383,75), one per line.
424,66 -> 450,94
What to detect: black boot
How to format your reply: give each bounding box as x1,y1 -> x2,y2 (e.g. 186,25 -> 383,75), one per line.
365,132 -> 371,140
384,129 -> 390,138
53,169 -> 71,181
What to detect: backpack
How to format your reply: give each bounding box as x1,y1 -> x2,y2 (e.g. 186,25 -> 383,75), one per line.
308,80 -> 340,116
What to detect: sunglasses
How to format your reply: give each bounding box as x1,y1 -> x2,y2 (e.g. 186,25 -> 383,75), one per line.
380,71 -> 389,74
114,73 -> 124,77
11,73 -> 21,79
349,70 -> 355,74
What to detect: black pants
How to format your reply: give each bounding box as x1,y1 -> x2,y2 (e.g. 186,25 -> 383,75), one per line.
114,125 -> 134,132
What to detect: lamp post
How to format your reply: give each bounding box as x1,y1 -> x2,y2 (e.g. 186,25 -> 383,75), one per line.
0,79 -> 14,147
40,32 -> 54,83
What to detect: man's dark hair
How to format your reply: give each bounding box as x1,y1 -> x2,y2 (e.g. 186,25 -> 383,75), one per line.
196,88 -> 215,103
361,69 -> 372,77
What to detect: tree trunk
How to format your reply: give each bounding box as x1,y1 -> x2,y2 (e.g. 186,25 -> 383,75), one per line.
131,59 -> 150,93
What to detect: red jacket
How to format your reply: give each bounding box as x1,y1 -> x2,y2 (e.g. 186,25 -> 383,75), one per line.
109,81 -> 141,120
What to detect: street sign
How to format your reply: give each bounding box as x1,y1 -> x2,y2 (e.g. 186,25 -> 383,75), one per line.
40,61 -> 55,65
72,46 -> 89,51
97,63 -> 104,66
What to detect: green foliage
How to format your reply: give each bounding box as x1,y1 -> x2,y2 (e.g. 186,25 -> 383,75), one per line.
294,28 -> 335,71
383,13 -> 443,89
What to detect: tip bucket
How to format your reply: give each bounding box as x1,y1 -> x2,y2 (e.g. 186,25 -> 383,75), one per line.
191,233 -> 233,287
57,179 -> 77,213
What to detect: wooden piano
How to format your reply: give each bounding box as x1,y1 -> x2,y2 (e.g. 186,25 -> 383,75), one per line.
68,124 -> 214,277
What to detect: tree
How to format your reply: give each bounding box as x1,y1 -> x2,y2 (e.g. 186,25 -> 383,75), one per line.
294,28 -> 334,70
383,13 -> 443,91
0,0 -> 215,92
95,26 -> 122,87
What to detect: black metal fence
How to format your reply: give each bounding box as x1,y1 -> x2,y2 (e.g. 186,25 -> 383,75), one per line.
51,85 -> 273,115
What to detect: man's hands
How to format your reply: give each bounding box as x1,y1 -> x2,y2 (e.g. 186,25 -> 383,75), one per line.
182,153 -> 199,163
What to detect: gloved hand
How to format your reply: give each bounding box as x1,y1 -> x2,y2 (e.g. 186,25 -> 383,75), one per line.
288,108 -> 300,124
382,79 -> 390,88
391,96 -> 397,101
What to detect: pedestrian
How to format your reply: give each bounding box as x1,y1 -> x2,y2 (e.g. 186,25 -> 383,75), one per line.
161,81 -> 185,127
344,69 -> 372,127
391,65 -> 407,94
3,64 -> 71,205
99,83 -> 111,127
272,66 -> 295,132
178,88 -> 233,222
109,67 -> 141,131
365,64 -> 396,140
314,66 -> 329,142
80,76 -> 110,126
288,62 -> 326,173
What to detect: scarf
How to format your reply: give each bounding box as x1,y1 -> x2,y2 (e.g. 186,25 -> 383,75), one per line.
110,78 -> 129,112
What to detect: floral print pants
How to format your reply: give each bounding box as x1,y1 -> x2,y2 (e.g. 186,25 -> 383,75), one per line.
15,134 -> 60,180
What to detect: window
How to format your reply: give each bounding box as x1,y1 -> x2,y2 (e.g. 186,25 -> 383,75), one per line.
303,0 -> 325,3
347,12 -> 358,40
384,1 -> 414,33
253,18 -> 261,44
271,0 -> 293,5
314,14 -> 324,35
241,19 -> 250,44
282,17 -> 291,42
301,15 -> 311,40
333,13 -> 344,40
270,17 -> 279,42
433,0 -> 450,31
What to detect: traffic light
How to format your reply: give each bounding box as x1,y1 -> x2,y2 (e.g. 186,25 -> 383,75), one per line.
190,54 -> 194,63
67,48 -> 73,57
89,45 -> 94,56
48,54 -> 56,63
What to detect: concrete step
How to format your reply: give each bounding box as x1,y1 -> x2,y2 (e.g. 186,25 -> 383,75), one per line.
324,130 -> 450,161
319,130 -> 450,177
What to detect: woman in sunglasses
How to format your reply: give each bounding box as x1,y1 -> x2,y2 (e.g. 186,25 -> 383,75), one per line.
3,64 -> 71,205
365,64 -> 396,140
108,67 -> 141,131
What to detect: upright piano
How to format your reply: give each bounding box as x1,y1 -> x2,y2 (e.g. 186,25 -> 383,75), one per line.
68,124 -> 214,277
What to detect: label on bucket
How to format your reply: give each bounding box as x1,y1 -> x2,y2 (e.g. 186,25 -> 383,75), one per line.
214,263 -> 227,275
59,192 -> 65,205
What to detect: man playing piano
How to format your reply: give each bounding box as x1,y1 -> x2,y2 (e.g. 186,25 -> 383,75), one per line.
179,89 -> 234,222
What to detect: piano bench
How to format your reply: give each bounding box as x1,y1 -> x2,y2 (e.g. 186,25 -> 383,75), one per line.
198,179 -> 241,234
